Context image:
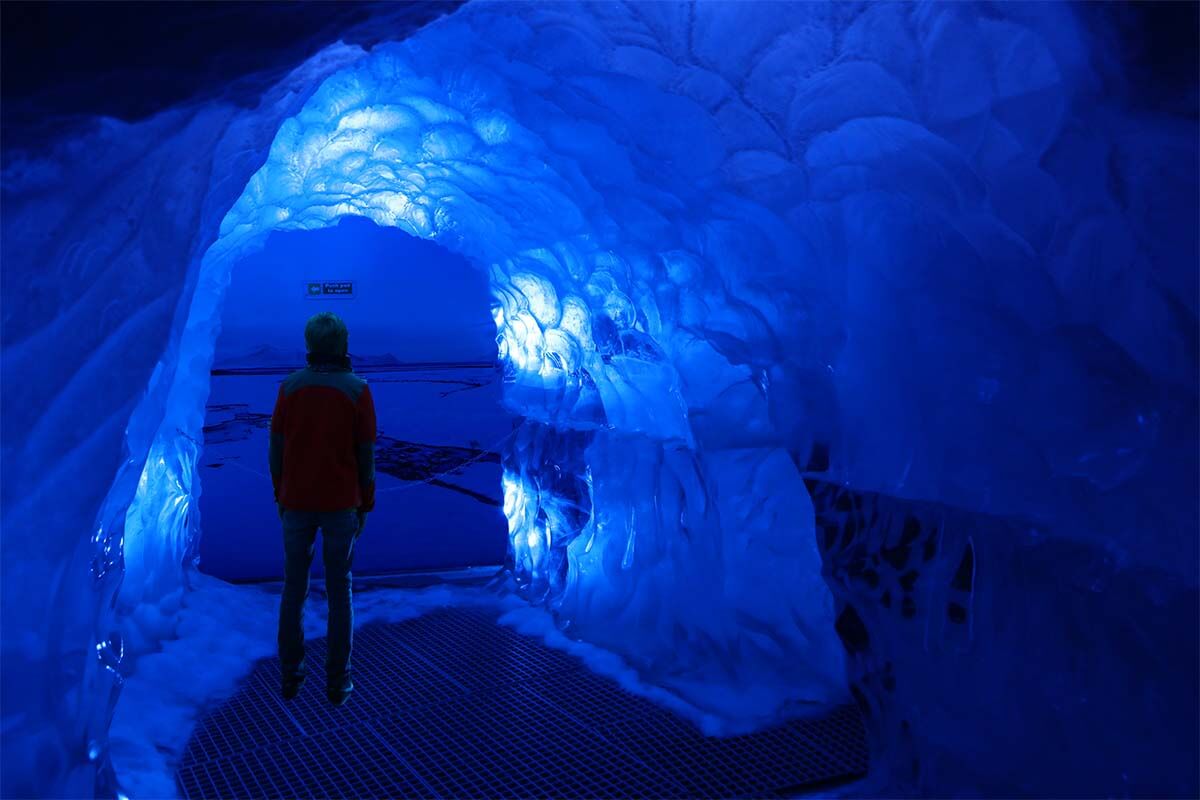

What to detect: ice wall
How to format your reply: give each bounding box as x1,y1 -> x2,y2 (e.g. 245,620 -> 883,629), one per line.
1,1 -> 1196,797
134,2 -> 849,723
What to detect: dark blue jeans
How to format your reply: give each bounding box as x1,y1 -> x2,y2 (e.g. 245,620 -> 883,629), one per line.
278,509 -> 360,686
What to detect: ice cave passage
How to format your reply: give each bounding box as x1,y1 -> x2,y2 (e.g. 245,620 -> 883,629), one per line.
200,218 -> 510,581
0,1 -> 1197,798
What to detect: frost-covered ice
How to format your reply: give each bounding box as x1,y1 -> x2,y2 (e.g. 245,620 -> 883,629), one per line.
1,1 -> 1196,797
110,573 -> 766,798
110,573 -> 277,800
111,574 -> 507,798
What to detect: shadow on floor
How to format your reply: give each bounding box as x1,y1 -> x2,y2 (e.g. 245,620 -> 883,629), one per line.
176,607 -> 868,799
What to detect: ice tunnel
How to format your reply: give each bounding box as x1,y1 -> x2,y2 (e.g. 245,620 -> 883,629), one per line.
200,218 -> 510,581
1,1 -> 1197,798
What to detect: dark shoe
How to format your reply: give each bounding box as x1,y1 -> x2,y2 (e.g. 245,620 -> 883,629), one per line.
327,675 -> 353,707
281,676 -> 304,700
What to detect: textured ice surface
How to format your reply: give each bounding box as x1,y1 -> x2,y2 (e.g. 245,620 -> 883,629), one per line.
1,1 -> 1196,797
110,575 -> 736,799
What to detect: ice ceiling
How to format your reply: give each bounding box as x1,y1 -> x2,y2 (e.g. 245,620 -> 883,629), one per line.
1,1 -> 1196,797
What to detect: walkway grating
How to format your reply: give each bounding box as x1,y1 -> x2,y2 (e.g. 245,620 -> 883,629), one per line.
176,607 -> 868,799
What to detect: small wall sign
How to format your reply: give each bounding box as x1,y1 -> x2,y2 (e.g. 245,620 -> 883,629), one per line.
305,280 -> 355,299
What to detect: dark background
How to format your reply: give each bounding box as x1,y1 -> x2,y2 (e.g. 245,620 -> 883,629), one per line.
0,1 -> 464,147
2,0 -> 1195,136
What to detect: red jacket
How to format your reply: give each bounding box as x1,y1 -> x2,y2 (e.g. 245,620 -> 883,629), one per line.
269,364 -> 376,512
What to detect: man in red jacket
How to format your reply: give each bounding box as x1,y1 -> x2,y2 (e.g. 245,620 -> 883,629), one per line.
269,311 -> 376,706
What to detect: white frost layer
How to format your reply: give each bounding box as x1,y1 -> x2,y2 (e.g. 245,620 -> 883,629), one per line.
2,1 -> 1195,795
110,573 -> 787,799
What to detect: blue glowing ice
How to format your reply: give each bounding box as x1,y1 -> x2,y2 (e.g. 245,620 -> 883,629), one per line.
0,2 -> 1195,797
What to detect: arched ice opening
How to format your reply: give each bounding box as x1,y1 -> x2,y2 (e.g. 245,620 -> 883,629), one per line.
114,20 -> 847,730
3,2 -> 1195,796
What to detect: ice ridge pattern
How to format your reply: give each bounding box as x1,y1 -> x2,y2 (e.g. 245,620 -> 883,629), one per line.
0,2 -> 1195,798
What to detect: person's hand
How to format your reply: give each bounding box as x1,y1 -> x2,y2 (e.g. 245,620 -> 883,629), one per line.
276,502 -> 285,520
356,509 -> 368,537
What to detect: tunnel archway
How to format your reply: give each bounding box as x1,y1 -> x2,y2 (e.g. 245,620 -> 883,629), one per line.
3,2 -> 1195,797
112,23 -> 846,737
198,218 -> 509,581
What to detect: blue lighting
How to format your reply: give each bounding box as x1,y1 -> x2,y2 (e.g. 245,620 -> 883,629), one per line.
0,2 -> 1196,798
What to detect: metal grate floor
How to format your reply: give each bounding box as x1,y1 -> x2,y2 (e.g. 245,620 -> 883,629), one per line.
176,607 -> 868,799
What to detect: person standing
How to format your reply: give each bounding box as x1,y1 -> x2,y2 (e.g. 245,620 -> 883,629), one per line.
269,311 -> 376,705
